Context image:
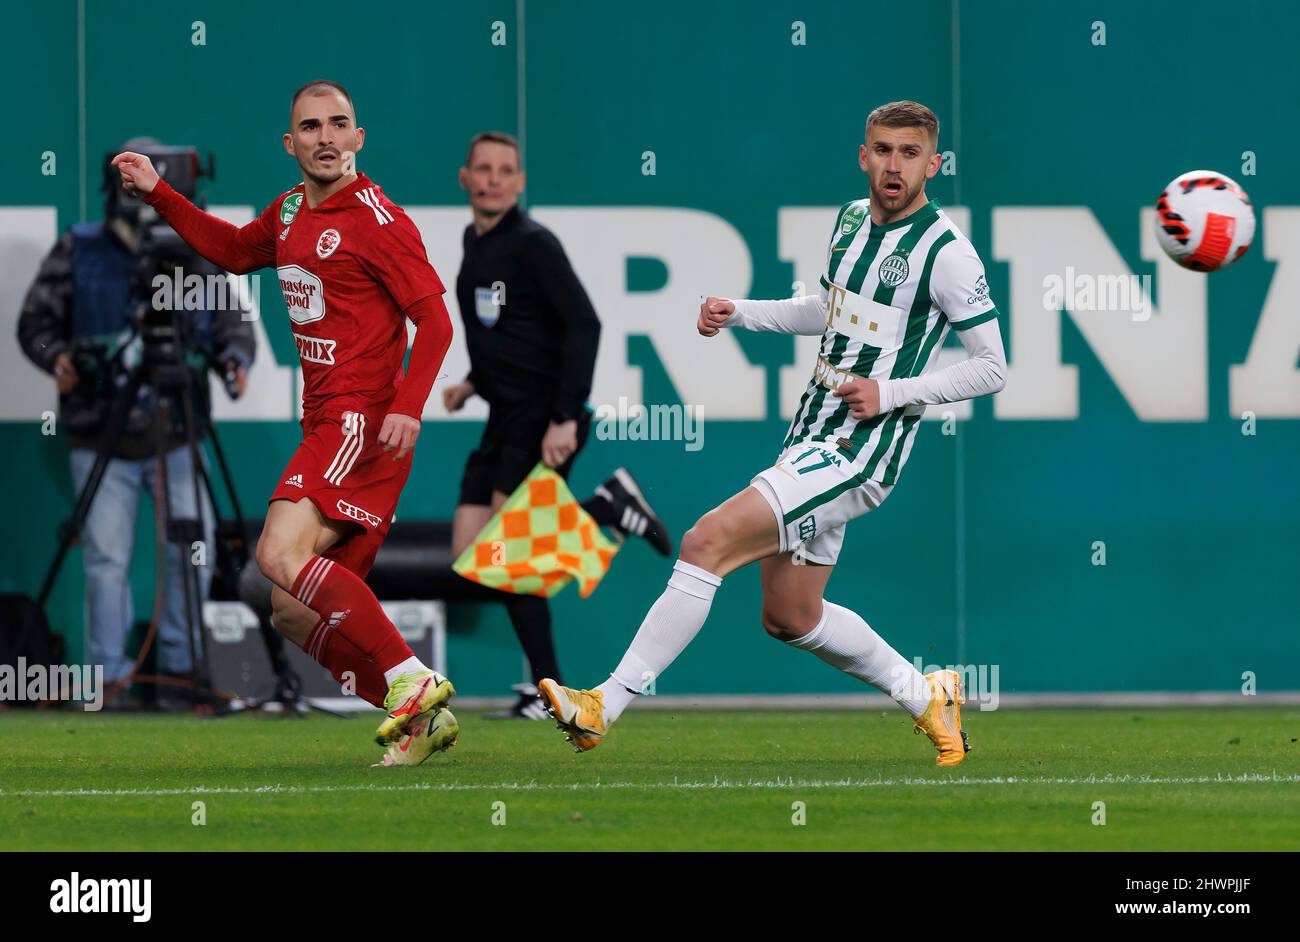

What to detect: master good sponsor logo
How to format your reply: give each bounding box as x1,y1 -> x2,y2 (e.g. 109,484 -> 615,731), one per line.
278,265 -> 325,324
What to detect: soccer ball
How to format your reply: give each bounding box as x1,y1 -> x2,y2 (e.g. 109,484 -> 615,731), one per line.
1155,170 -> 1255,272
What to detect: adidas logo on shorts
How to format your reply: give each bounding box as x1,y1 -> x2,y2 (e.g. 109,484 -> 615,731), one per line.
284,473 -> 304,488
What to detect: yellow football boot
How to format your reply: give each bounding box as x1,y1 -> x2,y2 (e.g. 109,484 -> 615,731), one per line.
373,707 -> 460,767
537,678 -> 607,752
913,669 -> 971,767
375,670 -> 456,745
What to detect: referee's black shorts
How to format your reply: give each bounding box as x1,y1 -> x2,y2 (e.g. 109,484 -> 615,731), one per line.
457,400 -> 592,506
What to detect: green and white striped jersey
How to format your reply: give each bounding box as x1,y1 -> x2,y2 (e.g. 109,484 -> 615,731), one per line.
783,197 -> 999,485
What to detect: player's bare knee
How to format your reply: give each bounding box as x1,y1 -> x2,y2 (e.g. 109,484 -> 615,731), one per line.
679,512 -> 732,570
761,604 -> 820,642
255,537 -> 308,590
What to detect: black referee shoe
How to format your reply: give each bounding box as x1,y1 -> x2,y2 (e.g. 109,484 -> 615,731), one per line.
485,684 -> 551,720
595,468 -> 672,556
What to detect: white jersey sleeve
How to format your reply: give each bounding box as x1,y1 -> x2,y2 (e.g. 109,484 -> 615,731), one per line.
725,290 -> 826,335
932,238 -> 997,328
723,202 -> 852,336
876,238 -> 1006,411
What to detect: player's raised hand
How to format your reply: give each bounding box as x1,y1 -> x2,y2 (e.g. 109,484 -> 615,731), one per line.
379,413 -> 421,460
697,296 -> 735,337
834,377 -> 881,420
110,152 -> 161,196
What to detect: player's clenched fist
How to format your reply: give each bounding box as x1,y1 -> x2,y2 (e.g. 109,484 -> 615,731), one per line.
378,413 -> 421,460
833,377 -> 881,420
110,152 -> 161,197
442,381 -> 475,413
697,296 -> 735,337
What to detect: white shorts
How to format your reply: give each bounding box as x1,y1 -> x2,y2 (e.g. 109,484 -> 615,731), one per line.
750,442 -> 893,565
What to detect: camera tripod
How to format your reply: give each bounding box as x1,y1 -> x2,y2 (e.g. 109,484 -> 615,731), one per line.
37,313 -> 332,717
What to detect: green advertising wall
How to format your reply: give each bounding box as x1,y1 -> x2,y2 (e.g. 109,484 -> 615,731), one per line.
2,1 -> 1296,696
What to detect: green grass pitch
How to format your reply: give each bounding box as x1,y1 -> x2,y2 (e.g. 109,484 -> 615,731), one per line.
1,707 -> 1297,850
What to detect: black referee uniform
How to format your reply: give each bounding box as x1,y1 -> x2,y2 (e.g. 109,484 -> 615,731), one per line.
454,204 -> 603,713
456,205 -> 600,504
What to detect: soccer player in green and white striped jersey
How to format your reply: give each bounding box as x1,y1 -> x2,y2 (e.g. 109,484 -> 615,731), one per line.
538,101 -> 1007,766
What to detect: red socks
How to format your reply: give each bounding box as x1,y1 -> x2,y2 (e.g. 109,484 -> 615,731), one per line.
304,616 -> 389,708
290,554 -> 414,678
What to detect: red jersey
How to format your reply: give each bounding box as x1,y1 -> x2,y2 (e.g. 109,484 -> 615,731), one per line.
145,172 -> 445,420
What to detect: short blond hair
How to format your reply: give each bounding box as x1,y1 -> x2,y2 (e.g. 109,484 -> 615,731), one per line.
866,100 -> 939,147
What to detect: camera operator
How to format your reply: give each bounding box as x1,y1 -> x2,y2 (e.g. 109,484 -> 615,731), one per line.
17,138 -> 254,707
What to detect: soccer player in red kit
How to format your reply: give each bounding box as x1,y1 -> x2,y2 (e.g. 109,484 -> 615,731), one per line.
113,80 -> 458,764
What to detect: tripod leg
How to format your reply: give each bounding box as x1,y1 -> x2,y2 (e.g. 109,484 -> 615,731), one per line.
38,368 -> 146,609
153,394 -> 211,709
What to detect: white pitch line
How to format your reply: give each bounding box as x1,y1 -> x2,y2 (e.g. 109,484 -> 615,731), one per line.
2,772 -> 1298,799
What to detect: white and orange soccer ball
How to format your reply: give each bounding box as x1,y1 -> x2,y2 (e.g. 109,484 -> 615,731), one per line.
1155,170 -> 1255,272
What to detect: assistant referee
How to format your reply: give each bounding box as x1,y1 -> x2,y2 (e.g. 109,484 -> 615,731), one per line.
444,131 -> 670,719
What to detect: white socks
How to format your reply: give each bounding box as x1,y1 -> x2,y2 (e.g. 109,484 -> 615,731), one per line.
598,559 -> 721,725
382,655 -> 429,686
785,600 -> 930,718
595,677 -> 638,724
593,566 -> 928,728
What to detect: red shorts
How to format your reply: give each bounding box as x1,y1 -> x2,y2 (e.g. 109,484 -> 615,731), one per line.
268,407 -> 412,578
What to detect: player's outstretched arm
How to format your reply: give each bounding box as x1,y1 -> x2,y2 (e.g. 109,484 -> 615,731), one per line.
110,152 -> 276,275
699,294 -> 826,336
873,316 -> 1007,414
835,317 -> 1006,420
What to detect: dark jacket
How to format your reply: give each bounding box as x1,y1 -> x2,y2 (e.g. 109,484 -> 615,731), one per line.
17,223 -> 255,460
456,206 -> 600,422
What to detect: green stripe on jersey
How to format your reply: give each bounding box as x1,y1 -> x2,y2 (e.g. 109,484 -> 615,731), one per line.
952,307 -> 1000,330
891,229 -> 956,379
872,208 -> 940,307
881,413 -> 922,485
789,333 -> 849,447
861,409 -> 904,479
781,408 -> 904,524
843,225 -> 889,294
812,345 -> 882,443
837,409 -> 886,460
911,312 -> 949,377
826,202 -> 865,278
782,384 -> 815,450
